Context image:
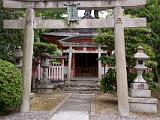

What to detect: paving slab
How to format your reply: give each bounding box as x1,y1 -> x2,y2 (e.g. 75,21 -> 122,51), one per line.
50,94 -> 93,120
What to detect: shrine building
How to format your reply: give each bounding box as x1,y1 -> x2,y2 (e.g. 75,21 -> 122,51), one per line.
42,29 -> 108,80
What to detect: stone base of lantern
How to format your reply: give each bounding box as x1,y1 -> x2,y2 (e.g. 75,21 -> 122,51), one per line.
129,88 -> 151,98
129,82 -> 158,113
130,83 -> 149,90
37,79 -> 55,91
129,97 -> 158,113
36,88 -> 55,93
37,80 -> 55,93
36,80 -> 65,93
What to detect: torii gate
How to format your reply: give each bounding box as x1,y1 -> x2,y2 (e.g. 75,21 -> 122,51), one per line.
3,0 -> 146,116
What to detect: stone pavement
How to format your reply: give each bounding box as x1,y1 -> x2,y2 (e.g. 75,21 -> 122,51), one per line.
50,94 -> 93,120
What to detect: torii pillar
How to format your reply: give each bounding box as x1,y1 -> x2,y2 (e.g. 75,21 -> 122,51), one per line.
113,6 -> 129,116
20,8 -> 34,112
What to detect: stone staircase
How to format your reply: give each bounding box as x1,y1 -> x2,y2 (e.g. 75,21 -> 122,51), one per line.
65,77 -> 100,94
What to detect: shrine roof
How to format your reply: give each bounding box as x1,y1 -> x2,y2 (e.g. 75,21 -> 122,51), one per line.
59,34 -> 96,42
43,32 -> 81,37
59,34 -> 99,47
42,32 -> 99,47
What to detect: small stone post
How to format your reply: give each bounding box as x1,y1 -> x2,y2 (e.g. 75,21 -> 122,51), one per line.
113,6 -> 129,116
14,46 -> 23,69
20,8 -> 34,112
129,46 -> 158,113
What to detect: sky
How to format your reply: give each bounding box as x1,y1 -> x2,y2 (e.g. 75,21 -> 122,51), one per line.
78,10 -> 108,18
63,10 -> 109,18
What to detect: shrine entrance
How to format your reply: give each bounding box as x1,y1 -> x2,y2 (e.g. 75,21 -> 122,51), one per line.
75,53 -> 98,77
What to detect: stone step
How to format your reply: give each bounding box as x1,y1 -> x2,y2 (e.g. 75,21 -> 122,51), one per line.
70,79 -> 99,82
66,90 -> 100,94
70,79 -> 98,82
65,87 -> 100,94
67,87 -> 99,91
70,84 -> 99,88
65,78 -> 100,94
70,82 -> 99,88
71,77 -> 99,81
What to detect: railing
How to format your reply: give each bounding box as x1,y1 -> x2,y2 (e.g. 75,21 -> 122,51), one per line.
75,67 -> 98,77
37,64 -> 64,81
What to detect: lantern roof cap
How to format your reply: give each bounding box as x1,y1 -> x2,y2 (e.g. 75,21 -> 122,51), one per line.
40,51 -> 51,58
134,46 -> 149,59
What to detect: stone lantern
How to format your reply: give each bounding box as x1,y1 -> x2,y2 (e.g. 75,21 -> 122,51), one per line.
14,46 -> 23,69
39,50 -> 51,88
129,46 -> 158,113
133,46 -> 149,83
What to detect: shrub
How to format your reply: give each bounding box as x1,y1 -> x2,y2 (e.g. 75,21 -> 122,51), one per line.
0,60 -> 22,112
127,72 -> 136,87
100,68 -> 116,93
34,42 -> 57,58
100,68 -> 160,93
144,72 -> 160,92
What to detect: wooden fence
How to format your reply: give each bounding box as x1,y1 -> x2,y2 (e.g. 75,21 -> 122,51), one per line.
37,64 -> 64,81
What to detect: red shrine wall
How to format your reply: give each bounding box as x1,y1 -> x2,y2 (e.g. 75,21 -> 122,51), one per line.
67,38 -> 93,43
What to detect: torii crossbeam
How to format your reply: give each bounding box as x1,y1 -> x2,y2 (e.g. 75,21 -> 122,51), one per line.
3,0 -> 146,9
3,0 -> 146,116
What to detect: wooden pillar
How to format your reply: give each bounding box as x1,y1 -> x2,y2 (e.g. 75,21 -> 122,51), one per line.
113,7 -> 129,116
98,47 -> 102,79
62,59 -> 64,81
68,46 -> 72,84
20,8 -> 34,112
72,53 -> 75,77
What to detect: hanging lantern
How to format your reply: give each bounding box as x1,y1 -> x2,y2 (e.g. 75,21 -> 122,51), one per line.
65,3 -> 80,24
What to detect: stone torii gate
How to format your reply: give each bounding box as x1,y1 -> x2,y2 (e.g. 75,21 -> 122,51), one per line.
3,0 -> 146,116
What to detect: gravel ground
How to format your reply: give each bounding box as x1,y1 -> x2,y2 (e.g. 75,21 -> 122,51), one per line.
90,113 -> 160,120
0,111 -> 51,120
0,92 -> 160,120
1,112 -> 160,120
0,92 -> 67,120
92,93 -> 160,120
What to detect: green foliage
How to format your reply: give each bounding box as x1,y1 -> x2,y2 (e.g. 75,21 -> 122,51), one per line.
36,9 -> 66,19
95,28 -> 154,67
145,60 -> 158,68
96,0 -> 160,93
127,72 -> 136,86
0,60 -> 22,112
95,29 -> 114,51
0,0 -> 66,62
98,56 -> 115,66
34,42 -> 57,58
0,0 -> 23,62
125,0 -> 160,79
34,9 -> 66,42
144,72 -> 160,92
125,28 -> 152,67
100,68 -> 116,93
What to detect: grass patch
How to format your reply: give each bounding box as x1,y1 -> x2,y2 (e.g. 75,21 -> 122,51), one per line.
30,92 -> 67,111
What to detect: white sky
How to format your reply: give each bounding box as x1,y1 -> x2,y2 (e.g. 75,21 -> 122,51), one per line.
78,10 -> 109,18
63,10 -> 109,18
